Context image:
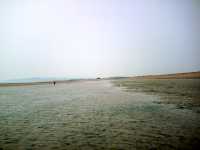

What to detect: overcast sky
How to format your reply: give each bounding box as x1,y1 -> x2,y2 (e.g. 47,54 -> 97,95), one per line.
0,0 -> 200,80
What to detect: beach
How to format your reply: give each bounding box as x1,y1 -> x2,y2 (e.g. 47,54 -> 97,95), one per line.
0,79 -> 200,150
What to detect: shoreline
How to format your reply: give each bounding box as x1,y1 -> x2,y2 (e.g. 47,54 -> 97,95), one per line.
130,71 -> 200,79
1,71 -> 200,87
0,79 -> 89,87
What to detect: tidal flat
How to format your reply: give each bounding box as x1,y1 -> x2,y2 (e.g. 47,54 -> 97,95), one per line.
113,79 -> 200,109
0,80 -> 200,150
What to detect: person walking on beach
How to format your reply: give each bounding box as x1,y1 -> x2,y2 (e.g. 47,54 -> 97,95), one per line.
53,81 -> 56,86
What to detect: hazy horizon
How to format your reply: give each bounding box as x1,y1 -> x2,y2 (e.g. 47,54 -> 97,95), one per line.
1,0 -> 200,80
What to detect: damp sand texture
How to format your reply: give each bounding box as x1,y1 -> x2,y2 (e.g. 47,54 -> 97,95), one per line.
0,80 -> 200,150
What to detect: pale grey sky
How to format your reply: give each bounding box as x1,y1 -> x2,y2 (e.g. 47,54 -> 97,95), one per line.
0,0 -> 200,80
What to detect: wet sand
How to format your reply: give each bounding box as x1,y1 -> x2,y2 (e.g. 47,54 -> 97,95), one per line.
113,79 -> 200,109
0,80 -> 200,150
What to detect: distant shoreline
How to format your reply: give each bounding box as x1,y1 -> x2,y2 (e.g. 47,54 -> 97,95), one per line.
130,71 -> 200,79
0,71 -> 200,87
0,79 -> 87,87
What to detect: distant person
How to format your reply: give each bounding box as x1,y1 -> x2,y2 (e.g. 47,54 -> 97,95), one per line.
53,81 -> 56,86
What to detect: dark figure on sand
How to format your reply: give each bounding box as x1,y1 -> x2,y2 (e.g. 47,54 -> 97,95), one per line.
53,81 -> 56,86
